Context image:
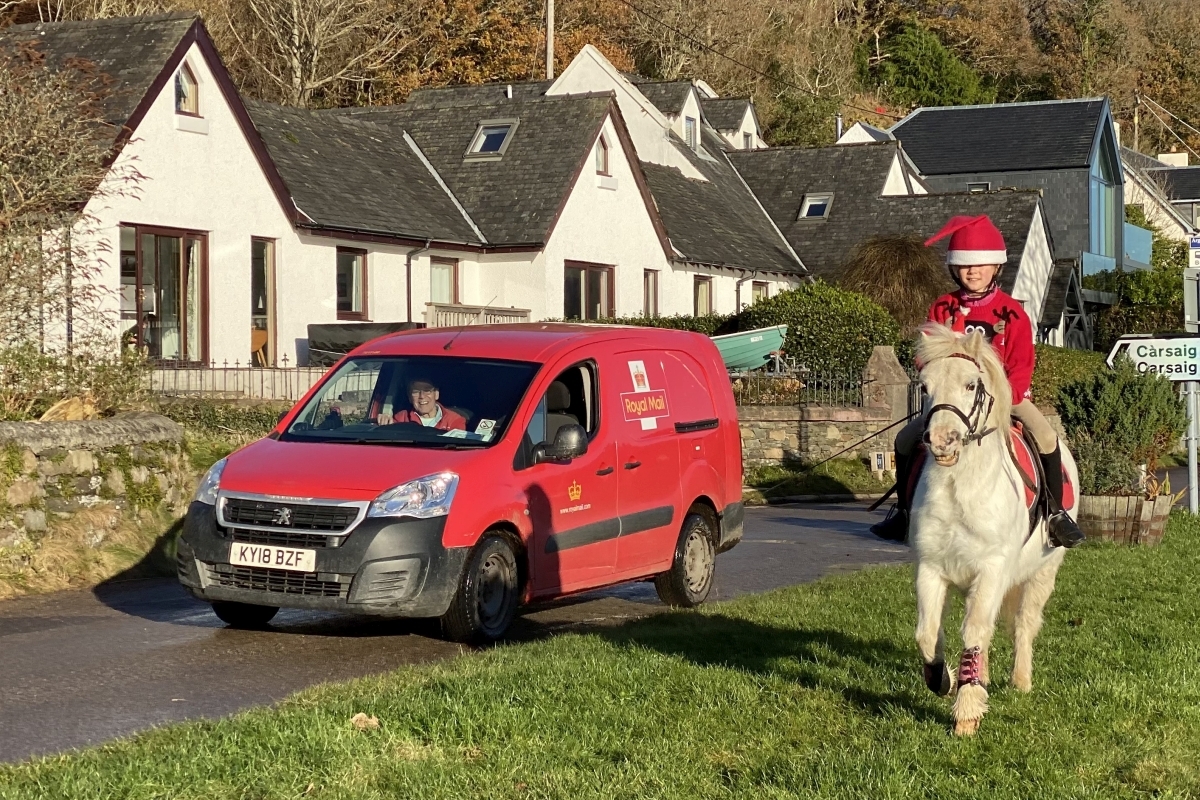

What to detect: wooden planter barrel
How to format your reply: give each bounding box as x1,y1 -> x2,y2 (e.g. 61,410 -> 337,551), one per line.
1076,495 -> 1174,546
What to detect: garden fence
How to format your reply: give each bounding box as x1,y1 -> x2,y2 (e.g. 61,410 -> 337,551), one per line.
150,358 -> 329,402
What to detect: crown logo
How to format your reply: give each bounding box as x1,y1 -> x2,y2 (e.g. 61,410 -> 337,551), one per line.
568,481 -> 582,501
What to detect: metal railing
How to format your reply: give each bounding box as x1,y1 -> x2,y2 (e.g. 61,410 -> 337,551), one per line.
424,303 -> 531,328
732,368 -> 865,407
150,358 -> 329,401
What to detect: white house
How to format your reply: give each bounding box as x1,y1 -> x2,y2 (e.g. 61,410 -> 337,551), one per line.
1120,147 -> 1198,244
2,16 -> 806,367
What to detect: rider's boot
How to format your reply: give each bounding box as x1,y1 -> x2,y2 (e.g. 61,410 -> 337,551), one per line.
871,452 -> 912,543
1041,444 -> 1086,548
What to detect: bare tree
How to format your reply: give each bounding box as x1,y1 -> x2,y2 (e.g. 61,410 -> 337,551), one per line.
222,0 -> 428,107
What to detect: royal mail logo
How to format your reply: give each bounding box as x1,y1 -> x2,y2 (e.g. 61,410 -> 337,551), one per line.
620,389 -> 670,422
568,481 -> 582,501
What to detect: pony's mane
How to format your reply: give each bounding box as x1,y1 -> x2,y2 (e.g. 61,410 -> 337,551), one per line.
916,323 -> 1013,426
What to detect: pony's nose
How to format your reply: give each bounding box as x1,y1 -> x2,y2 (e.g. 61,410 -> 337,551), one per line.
928,427 -> 961,452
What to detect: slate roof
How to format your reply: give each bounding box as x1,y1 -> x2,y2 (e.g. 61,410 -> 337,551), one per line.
247,101 -> 483,244
701,97 -> 750,130
1120,146 -> 1170,173
731,142 -> 1044,292
640,126 -> 803,275
631,80 -> 692,116
1038,260 -> 1075,328
890,98 -> 1108,175
330,94 -> 613,246
0,13 -> 194,133
1148,166 -> 1200,202
404,81 -> 553,108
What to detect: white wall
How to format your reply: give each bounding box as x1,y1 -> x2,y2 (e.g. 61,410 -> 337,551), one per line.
1010,208 -> 1055,322
1124,168 -> 1196,242
547,47 -> 707,181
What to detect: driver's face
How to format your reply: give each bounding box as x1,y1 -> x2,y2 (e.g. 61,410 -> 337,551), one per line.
409,382 -> 439,416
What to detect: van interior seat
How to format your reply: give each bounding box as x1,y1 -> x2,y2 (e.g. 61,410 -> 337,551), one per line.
545,381 -> 579,443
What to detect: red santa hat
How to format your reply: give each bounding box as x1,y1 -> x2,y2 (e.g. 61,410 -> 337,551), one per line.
924,215 -> 1007,266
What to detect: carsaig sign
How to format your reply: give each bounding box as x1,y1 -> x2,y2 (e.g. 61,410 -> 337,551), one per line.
1107,335 -> 1200,380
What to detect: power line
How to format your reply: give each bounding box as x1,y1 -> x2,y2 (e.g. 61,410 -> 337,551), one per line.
1139,101 -> 1200,162
609,0 -> 904,122
1142,95 -> 1200,142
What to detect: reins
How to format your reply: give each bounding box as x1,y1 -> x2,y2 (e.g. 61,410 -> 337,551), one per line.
921,352 -> 997,446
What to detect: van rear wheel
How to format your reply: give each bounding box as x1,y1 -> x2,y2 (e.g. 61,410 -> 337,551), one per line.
440,534 -> 520,643
655,511 -> 716,608
211,601 -> 279,628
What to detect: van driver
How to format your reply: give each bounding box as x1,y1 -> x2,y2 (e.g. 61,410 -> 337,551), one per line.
379,377 -> 467,431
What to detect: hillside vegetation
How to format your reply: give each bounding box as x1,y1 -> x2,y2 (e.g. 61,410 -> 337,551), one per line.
4,0 -> 1197,155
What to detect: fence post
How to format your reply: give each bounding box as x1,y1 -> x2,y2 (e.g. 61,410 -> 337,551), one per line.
862,346 -> 909,425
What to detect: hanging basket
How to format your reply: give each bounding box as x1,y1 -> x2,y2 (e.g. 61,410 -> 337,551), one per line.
1076,495 -> 1174,546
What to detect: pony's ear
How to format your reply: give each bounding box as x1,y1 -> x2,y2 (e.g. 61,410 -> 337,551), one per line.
963,328 -> 986,358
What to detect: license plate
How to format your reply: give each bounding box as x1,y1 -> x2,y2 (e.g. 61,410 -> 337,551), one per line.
229,543 -> 316,573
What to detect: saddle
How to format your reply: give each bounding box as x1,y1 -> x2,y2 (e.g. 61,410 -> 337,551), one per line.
906,422 -> 1075,531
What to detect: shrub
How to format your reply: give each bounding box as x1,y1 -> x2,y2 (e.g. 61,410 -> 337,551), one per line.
738,281 -> 900,375
1057,357 -> 1186,495
1030,344 -> 1107,409
0,344 -> 148,420
154,399 -> 290,438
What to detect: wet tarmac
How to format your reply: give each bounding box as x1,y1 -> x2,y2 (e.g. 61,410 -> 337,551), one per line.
0,502 -> 907,764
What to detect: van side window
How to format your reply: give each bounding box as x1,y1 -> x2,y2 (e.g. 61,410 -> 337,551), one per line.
517,362 -> 598,469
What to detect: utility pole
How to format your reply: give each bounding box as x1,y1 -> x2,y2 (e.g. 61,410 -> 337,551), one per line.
1133,92 -> 1140,151
545,0 -> 555,80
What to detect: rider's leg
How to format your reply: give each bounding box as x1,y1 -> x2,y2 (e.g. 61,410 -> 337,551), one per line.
1012,400 -> 1085,548
870,417 -> 922,542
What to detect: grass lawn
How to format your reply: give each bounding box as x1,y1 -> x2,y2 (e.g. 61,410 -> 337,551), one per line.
745,457 -> 891,499
4,518 -> 1200,798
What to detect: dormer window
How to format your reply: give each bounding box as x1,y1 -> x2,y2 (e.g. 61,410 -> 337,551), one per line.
175,64 -> 199,116
684,116 -> 698,150
596,135 -> 610,175
799,193 -> 833,219
466,119 -> 518,159
743,132 -> 753,150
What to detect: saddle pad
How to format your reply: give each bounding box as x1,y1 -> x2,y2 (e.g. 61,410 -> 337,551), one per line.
906,427 -> 1073,512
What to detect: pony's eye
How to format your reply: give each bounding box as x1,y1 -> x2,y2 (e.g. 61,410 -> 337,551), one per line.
966,382 -> 977,392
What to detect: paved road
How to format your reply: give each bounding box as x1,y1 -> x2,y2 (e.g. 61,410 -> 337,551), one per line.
0,503 -> 907,764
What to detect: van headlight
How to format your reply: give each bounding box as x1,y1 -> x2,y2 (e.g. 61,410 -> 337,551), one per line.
193,458 -> 227,505
368,472 -> 459,519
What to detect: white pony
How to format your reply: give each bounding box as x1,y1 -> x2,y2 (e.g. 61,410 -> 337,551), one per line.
911,323 -> 1077,736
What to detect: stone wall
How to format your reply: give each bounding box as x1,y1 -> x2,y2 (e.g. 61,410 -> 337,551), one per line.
0,413 -> 191,549
738,345 -> 910,468
739,404 -> 896,466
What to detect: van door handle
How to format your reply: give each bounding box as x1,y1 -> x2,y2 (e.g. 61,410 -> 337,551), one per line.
596,466 -> 614,476
624,460 -> 641,470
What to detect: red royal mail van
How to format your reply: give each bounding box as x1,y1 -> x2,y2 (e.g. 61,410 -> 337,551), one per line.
177,324 -> 744,641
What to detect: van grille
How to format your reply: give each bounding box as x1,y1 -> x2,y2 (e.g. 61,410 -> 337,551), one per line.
230,529 -> 336,549
223,498 -> 358,532
202,563 -> 350,598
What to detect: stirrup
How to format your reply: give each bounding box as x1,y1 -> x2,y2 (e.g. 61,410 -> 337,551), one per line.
871,505 -> 908,543
1047,510 -> 1085,549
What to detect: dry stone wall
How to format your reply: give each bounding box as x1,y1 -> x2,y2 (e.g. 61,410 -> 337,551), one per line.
0,414 -> 191,549
739,405 -> 896,466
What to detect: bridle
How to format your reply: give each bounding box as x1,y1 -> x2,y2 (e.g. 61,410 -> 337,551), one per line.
921,352 -> 997,447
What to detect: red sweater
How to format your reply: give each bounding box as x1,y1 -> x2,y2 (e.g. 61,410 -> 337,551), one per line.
392,404 -> 467,431
928,287 -> 1035,405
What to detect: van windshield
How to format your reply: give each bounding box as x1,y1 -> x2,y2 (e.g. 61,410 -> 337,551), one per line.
281,356 -> 540,448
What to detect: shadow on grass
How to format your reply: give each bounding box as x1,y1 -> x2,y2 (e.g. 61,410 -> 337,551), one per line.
589,610 -> 936,722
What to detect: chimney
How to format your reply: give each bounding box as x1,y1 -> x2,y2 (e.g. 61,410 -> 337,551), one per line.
505,84 -> 513,100
1157,153 -> 1190,167
835,113 -> 844,140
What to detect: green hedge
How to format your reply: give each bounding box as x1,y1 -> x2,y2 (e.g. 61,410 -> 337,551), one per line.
738,281 -> 900,375
1057,356 -> 1186,495
1030,344 -> 1107,409
155,399 -> 290,438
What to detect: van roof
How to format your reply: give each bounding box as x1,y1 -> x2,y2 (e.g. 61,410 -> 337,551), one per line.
351,323 -> 706,363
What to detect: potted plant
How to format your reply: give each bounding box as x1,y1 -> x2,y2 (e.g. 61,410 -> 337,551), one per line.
1057,357 -> 1187,545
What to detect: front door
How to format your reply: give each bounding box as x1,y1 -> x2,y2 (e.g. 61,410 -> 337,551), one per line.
524,360 -> 620,594
608,350 -> 681,573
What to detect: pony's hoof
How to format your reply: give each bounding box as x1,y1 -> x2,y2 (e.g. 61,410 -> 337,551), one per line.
924,661 -> 952,696
1011,674 -> 1032,693
953,718 -> 980,737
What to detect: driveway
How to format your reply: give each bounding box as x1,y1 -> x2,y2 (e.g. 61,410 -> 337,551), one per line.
0,502 -> 908,764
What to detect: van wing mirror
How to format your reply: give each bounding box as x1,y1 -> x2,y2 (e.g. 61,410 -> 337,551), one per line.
532,423 -> 588,464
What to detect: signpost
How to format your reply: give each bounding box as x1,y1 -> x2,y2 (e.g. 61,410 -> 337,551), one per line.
1108,334 -> 1200,512
1191,236 -> 1200,270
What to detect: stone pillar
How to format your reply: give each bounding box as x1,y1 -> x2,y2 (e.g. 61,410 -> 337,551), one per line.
862,345 -> 911,424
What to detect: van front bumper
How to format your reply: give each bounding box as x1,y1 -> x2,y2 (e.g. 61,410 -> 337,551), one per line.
177,502 -> 469,617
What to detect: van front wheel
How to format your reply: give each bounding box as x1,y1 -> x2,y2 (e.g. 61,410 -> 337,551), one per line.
440,534 -> 520,643
655,511 -> 716,608
211,601 -> 279,628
